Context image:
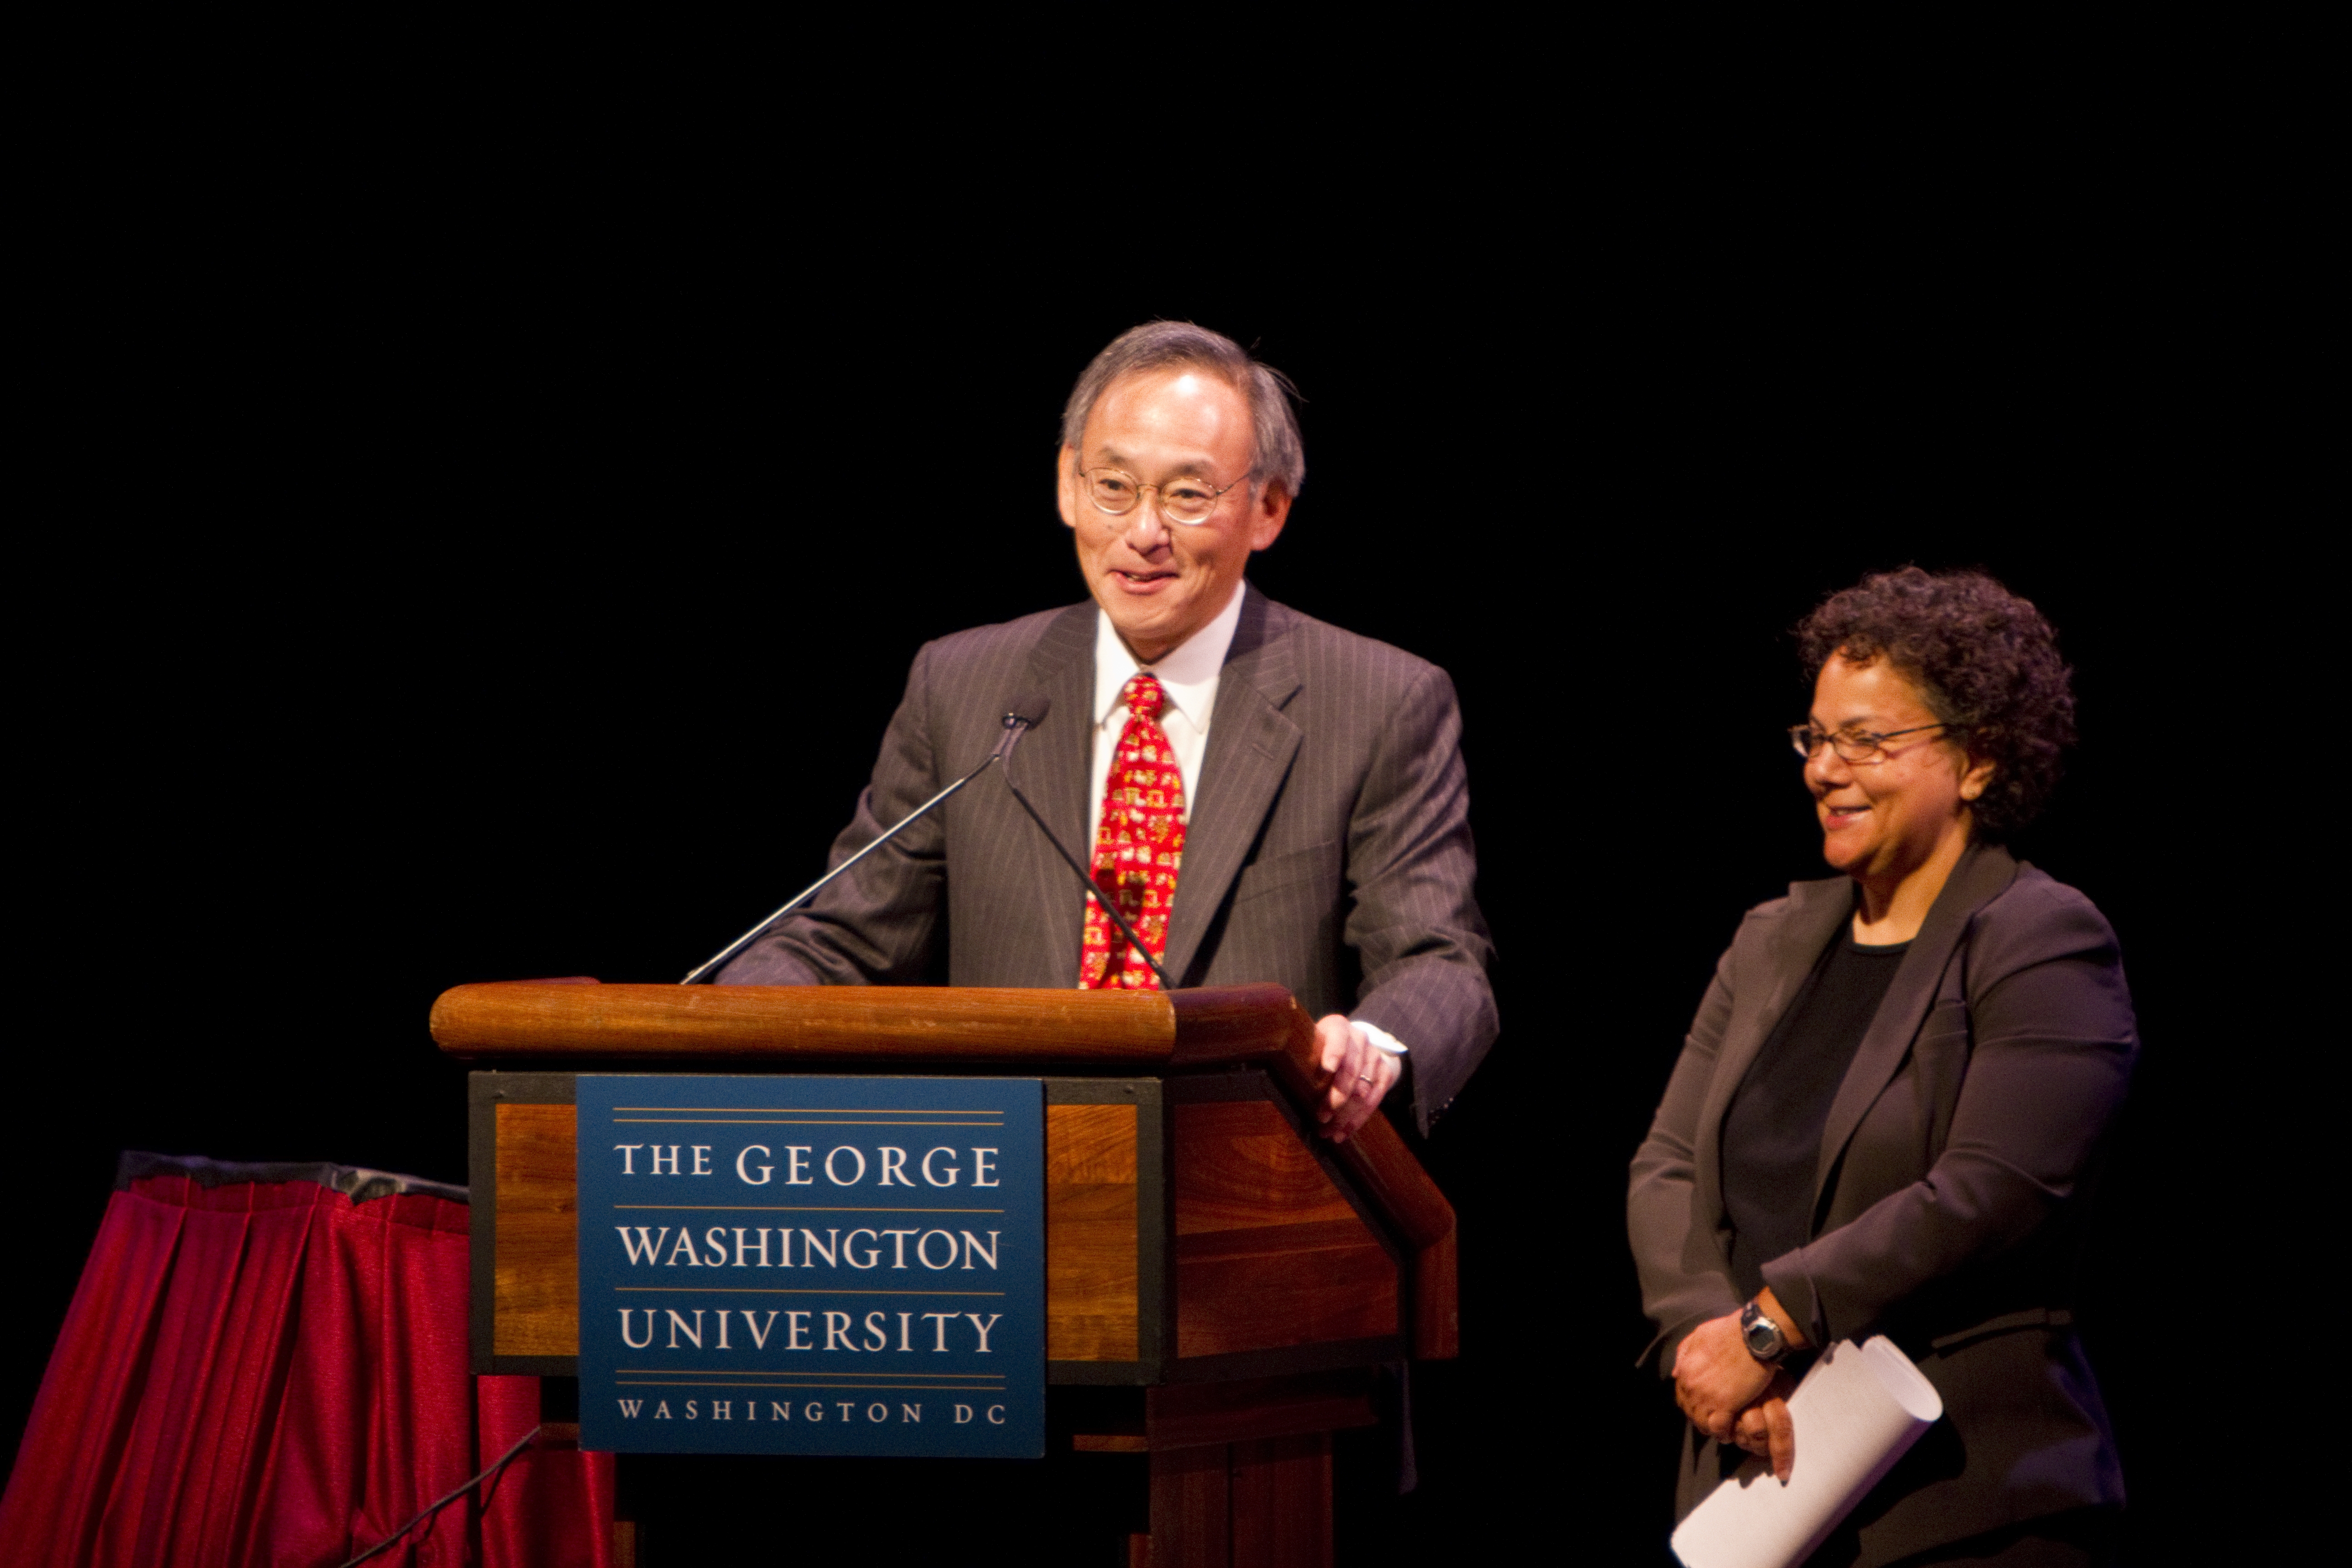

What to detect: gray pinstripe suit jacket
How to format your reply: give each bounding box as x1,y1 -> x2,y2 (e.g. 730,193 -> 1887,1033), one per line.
716,586 -> 1497,1132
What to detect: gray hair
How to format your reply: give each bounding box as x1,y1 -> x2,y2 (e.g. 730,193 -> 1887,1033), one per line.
1059,321 -> 1307,498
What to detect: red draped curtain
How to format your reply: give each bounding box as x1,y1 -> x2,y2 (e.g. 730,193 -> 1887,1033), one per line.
0,1172 -> 612,1567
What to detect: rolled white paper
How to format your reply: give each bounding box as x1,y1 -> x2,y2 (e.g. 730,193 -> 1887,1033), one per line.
1671,1336 -> 1943,1568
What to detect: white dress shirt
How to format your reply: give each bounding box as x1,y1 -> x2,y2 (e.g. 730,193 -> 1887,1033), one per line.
1083,584 -> 1405,1060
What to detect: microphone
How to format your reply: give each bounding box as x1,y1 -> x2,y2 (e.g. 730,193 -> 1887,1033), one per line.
991,692 -> 1049,761
679,696 -> 1051,985
999,710 -> 1175,993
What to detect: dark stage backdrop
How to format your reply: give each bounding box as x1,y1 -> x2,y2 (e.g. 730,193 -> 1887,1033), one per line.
17,283 -> 2261,1561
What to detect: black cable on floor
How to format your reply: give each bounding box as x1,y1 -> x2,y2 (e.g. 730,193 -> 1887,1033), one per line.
336,1422 -> 544,1567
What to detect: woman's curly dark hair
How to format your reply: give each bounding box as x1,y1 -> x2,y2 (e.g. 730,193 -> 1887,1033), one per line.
1797,566 -> 2076,842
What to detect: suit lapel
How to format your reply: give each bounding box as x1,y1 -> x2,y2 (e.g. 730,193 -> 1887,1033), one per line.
1010,603 -> 1098,985
1811,843 -> 2021,1203
1161,588 -> 1303,987
1692,878 -> 1851,1230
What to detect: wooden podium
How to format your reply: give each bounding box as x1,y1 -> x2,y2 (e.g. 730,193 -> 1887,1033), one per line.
433,980 -> 1458,1567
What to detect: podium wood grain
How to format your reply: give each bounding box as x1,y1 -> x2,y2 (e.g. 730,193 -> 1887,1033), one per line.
493,1102 -> 578,1358
1046,1102 -> 1141,1362
1172,1102 -> 1397,1360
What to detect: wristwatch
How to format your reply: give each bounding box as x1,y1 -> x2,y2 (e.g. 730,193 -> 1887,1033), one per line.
1740,1299 -> 1791,1367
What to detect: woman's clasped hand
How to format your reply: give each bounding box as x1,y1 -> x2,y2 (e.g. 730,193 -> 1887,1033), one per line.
1672,1307 -> 1797,1480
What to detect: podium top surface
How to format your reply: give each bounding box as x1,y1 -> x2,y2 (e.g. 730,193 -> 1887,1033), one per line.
431,980 -> 1306,1068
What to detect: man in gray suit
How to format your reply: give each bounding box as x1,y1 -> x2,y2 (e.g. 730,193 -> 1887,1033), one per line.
718,323 -> 1495,1139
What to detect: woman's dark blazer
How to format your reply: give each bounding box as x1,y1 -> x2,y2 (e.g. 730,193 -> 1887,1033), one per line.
1627,843 -> 2135,1564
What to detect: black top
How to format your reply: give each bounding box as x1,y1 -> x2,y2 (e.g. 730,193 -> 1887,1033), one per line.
1721,927 -> 1911,1301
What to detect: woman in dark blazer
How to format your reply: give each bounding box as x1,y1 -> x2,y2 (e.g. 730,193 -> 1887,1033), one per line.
1628,568 -> 2135,1567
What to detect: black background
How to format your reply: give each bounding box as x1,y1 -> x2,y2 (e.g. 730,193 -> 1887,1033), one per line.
13,146 -> 2280,1561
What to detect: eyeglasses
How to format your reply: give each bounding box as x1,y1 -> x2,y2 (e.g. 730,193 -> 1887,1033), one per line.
1788,722 -> 1958,764
1083,467 -> 1244,526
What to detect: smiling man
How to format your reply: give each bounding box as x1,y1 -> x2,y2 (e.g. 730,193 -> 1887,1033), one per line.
717,322 -> 1497,1139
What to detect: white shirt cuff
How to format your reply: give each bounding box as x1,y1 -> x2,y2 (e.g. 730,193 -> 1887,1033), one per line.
1351,1019 -> 1409,1056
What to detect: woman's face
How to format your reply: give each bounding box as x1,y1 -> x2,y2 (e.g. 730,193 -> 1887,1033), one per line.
1805,653 -> 1992,884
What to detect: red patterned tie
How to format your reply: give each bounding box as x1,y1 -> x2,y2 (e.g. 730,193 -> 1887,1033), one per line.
1082,673 -> 1186,990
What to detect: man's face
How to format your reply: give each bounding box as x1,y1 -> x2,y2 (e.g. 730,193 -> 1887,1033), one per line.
1058,368 -> 1290,664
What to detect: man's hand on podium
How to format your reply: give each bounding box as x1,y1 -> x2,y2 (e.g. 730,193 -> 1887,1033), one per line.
1313,1014 -> 1400,1143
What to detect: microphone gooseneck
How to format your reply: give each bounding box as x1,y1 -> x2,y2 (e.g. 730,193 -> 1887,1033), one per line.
678,701 -> 1048,985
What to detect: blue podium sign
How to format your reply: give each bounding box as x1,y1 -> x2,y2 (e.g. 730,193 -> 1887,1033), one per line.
575,1075 -> 1044,1458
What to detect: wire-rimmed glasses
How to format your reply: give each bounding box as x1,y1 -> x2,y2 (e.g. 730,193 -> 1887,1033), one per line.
1083,467 -> 1244,526
1788,722 -> 1957,764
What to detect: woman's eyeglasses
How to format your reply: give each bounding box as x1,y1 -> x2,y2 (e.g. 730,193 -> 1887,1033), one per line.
1787,722 -> 1957,764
